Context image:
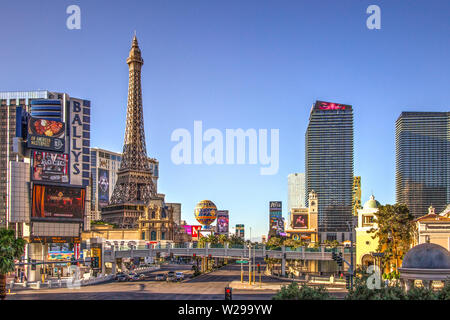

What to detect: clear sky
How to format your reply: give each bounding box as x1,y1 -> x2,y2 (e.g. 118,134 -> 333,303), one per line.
1,0 -> 449,240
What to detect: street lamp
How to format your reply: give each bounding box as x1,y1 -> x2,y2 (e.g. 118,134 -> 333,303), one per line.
346,221 -> 354,290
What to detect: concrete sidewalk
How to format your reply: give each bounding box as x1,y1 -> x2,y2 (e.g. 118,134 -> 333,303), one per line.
229,280 -> 347,291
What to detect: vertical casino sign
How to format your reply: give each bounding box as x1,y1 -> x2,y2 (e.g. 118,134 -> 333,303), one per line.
69,98 -> 91,187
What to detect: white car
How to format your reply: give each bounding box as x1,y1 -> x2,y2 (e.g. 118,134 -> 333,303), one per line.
175,272 -> 184,281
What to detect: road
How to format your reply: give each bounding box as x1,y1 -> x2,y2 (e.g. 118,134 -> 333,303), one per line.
7,262 -> 346,300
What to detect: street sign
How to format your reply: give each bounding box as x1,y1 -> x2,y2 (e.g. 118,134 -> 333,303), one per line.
236,260 -> 249,264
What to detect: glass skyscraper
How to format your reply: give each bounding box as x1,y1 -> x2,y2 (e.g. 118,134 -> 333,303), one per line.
305,101 -> 354,239
396,112 -> 450,218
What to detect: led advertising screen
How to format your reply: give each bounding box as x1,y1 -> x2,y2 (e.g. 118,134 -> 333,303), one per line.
314,100 -> 352,111
292,214 -> 309,229
32,185 -> 85,221
183,225 -> 193,236
31,151 -> 69,183
216,211 -> 229,235
97,169 -> 110,210
27,117 -> 65,152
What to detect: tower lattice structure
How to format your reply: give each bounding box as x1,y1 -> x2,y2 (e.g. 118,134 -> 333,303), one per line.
106,36 -> 157,225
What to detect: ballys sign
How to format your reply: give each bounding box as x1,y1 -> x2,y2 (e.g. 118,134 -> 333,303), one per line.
69,99 -> 89,186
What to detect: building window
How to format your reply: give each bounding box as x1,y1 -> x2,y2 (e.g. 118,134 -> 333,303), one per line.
161,232 -> 165,240
151,231 -> 156,241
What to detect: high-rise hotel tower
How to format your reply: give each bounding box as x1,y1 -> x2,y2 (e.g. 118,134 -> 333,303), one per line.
305,101 -> 354,242
396,112 -> 450,218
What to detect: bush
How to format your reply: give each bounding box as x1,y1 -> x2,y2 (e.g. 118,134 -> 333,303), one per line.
436,281 -> 450,300
272,282 -> 331,300
405,286 -> 436,300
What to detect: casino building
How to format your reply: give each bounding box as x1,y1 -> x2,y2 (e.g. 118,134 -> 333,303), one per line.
0,90 -> 91,281
89,147 -> 160,224
285,191 -> 319,243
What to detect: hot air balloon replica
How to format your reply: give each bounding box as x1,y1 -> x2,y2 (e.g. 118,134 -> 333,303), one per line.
194,200 -> 217,231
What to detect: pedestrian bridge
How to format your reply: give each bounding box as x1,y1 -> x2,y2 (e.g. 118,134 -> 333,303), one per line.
103,244 -> 352,263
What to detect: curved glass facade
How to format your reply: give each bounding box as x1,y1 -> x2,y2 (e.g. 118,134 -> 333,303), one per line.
395,112 -> 450,218
305,101 -> 354,233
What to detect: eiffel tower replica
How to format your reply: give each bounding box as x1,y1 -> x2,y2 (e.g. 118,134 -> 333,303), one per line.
102,35 -> 158,228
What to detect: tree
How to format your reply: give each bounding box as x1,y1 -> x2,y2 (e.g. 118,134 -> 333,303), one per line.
266,236 -> 283,249
0,229 -> 27,300
272,282 -> 331,300
368,204 -> 416,276
217,234 -> 228,245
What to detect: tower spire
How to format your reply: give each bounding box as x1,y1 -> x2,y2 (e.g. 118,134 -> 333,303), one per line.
107,35 -> 156,215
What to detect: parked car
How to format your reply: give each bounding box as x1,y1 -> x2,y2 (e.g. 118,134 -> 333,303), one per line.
175,272 -> 184,281
155,274 -> 165,281
114,272 -> 125,281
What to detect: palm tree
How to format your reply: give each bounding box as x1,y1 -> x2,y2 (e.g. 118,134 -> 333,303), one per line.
217,234 -> 228,245
0,228 -> 26,300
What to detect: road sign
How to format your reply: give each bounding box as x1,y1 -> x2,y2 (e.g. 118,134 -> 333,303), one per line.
236,260 -> 249,264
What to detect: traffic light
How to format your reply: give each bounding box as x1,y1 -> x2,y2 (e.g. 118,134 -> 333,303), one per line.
224,287 -> 232,300
193,253 -> 196,258
337,253 -> 343,267
208,254 -> 212,258
31,259 -> 36,271
332,252 -> 337,261
345,274 -> 352,289
91,257 -> 99,269
265,254 -> 268,260
257,264 -> 261,273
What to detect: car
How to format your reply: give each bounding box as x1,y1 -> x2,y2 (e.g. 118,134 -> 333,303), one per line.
175,272 -> 184,281
166,271 -> 177,282
155,274 -> 165,281
116,274 -> 129,282
130,273 -> 147,281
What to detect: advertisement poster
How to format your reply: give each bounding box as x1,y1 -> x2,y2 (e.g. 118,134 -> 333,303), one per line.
292,214 -> 308,229
31,151 -> 69,183
97,168 -> 110,210
27,117 -> 65,152
183,225 -> 193,236
32,185 -> 85,221
216,211 -> 229,235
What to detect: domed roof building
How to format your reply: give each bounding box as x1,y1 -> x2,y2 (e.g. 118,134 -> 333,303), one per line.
399,243 -> 450,291
355,195 -> 381,267
363,195 -> 381,210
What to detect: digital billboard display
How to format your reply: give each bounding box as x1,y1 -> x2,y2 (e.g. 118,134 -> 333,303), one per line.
216,210 -> 229,235
292,214 -> 308,229
31,151 -> 69,183
27,117 -> 65,152
97,169 -> 109,210
32,185 -> 85,221
314,100 -> 352,111
183,225 -> 193,236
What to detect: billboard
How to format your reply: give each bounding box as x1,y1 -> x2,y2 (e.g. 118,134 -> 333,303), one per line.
31,151 -> 69,183
32,185 -> 85,221
27,117 -> 65,152
183,225 -> 193,236
216,210 -> 229,235
314,100 -> 352,111
191,225 -> 202,240
269,201 -> 282,212
97,168 -> 110,210
292,214 -> 308,229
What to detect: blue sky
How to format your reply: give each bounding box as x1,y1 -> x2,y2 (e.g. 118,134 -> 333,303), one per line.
1,0 -> 449,239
